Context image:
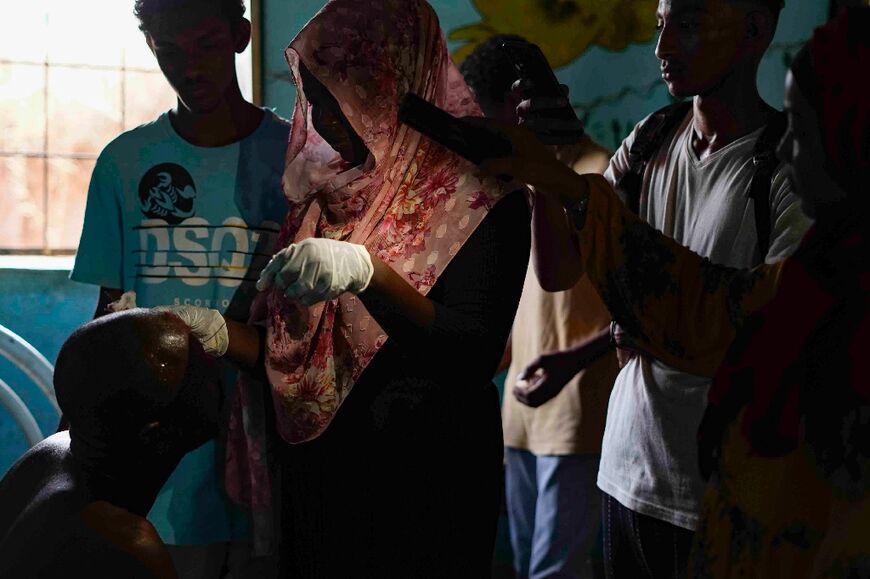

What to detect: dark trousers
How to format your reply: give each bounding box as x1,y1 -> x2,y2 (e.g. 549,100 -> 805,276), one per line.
277,383 -> 503,579
601,493 -> 694,579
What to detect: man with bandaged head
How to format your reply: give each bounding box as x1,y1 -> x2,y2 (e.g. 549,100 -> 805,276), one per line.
0,309 -> 221,578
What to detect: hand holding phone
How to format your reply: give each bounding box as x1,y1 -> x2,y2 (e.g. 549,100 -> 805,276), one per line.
398,93 -> 512,166
499,40 -> 585,144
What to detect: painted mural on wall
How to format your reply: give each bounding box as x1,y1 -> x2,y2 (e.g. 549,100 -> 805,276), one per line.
448,0 -> 658,67
443,0 -> 829,152
262,1 -> 830,151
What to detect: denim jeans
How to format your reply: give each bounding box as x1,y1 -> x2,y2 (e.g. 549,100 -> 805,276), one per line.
601,493 -> 694,579
166,542 -> 277,579
506,448 -> 602,579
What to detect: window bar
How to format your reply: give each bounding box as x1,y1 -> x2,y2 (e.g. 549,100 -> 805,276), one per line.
1,59 -> 163,74
42,49 -> 49,255
121,46 -> 127,132
252,0 -> 262,106
0,153 -> 97,161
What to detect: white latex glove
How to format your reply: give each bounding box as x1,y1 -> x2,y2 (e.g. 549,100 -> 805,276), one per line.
154,305 -> 229,357
107,291 -> 138,312
256,238 -> 374,306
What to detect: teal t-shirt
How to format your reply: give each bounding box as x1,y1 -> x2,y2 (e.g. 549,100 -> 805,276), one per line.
70,109 -> 290,544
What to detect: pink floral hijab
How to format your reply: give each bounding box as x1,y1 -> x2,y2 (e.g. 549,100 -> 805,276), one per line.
226,0 -> 513,528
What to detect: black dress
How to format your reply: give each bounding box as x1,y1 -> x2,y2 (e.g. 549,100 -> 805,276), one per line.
275,190 -> 530,578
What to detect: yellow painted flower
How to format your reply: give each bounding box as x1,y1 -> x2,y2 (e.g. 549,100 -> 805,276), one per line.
450,0 -> 658,68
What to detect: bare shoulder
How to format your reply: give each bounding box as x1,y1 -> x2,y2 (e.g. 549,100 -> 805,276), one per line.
0,432 -> 71,519
5,432 -> 71,471
80,501 -> 177,579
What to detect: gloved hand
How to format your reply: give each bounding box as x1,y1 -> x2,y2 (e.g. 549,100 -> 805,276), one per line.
256,238 -> 374,306
154,305 -> 229,357
107,291 -> 138,312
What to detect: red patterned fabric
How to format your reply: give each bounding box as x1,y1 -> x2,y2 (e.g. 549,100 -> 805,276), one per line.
807,7 -> 870,198
702,7 -> 870,464
692,10 -> 870,576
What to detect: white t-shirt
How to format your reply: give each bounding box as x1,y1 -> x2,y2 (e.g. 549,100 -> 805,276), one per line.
599,110 -> 812,530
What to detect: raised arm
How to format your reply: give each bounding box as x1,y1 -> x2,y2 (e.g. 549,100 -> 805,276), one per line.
480,121 -> 784,377
528,188 -> 584,292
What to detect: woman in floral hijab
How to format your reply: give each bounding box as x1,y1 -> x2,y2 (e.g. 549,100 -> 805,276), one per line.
220,0 -> 530,575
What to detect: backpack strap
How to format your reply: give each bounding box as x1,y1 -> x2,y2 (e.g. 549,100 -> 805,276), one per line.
747,111 -> 787,261
616,101 -> 692,215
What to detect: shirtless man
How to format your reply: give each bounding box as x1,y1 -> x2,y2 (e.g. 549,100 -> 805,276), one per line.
0,309 -> 221,578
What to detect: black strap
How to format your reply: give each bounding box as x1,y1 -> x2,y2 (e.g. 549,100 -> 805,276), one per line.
616,101 -> 692,215
747,111 -> 787,261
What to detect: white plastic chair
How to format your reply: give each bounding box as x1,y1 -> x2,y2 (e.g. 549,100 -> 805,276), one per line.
0,324 -> 58,448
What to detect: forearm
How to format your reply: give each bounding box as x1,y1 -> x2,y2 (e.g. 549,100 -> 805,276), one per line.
557,326 -> 613,379
530,189 -> 584,291
224,318 -> 264,372
358,255 -> 437,335
358,258 -> 501,376
526,154 -> 592,208
569,325 -> 612,361
358,257 -> 497,363
576,174 -> 784,376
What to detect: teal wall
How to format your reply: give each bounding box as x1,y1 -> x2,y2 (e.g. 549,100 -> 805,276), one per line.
0,265 -> 96,475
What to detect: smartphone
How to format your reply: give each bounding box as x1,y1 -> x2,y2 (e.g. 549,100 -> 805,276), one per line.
499,39 -> 579,124
398,93 -> 512,166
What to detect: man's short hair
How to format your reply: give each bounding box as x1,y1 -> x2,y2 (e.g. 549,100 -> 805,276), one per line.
459,34 -> 527,108
55,310 -> 187,439
134,0 -> 246,34
736,0 -> 785,19
754,0 -> 784,12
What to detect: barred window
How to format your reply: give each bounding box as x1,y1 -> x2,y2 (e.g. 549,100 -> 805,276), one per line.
0,0 -> 254,254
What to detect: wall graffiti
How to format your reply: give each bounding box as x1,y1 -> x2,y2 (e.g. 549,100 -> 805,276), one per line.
449,0 -> 658,67
262,1 -> 830,153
